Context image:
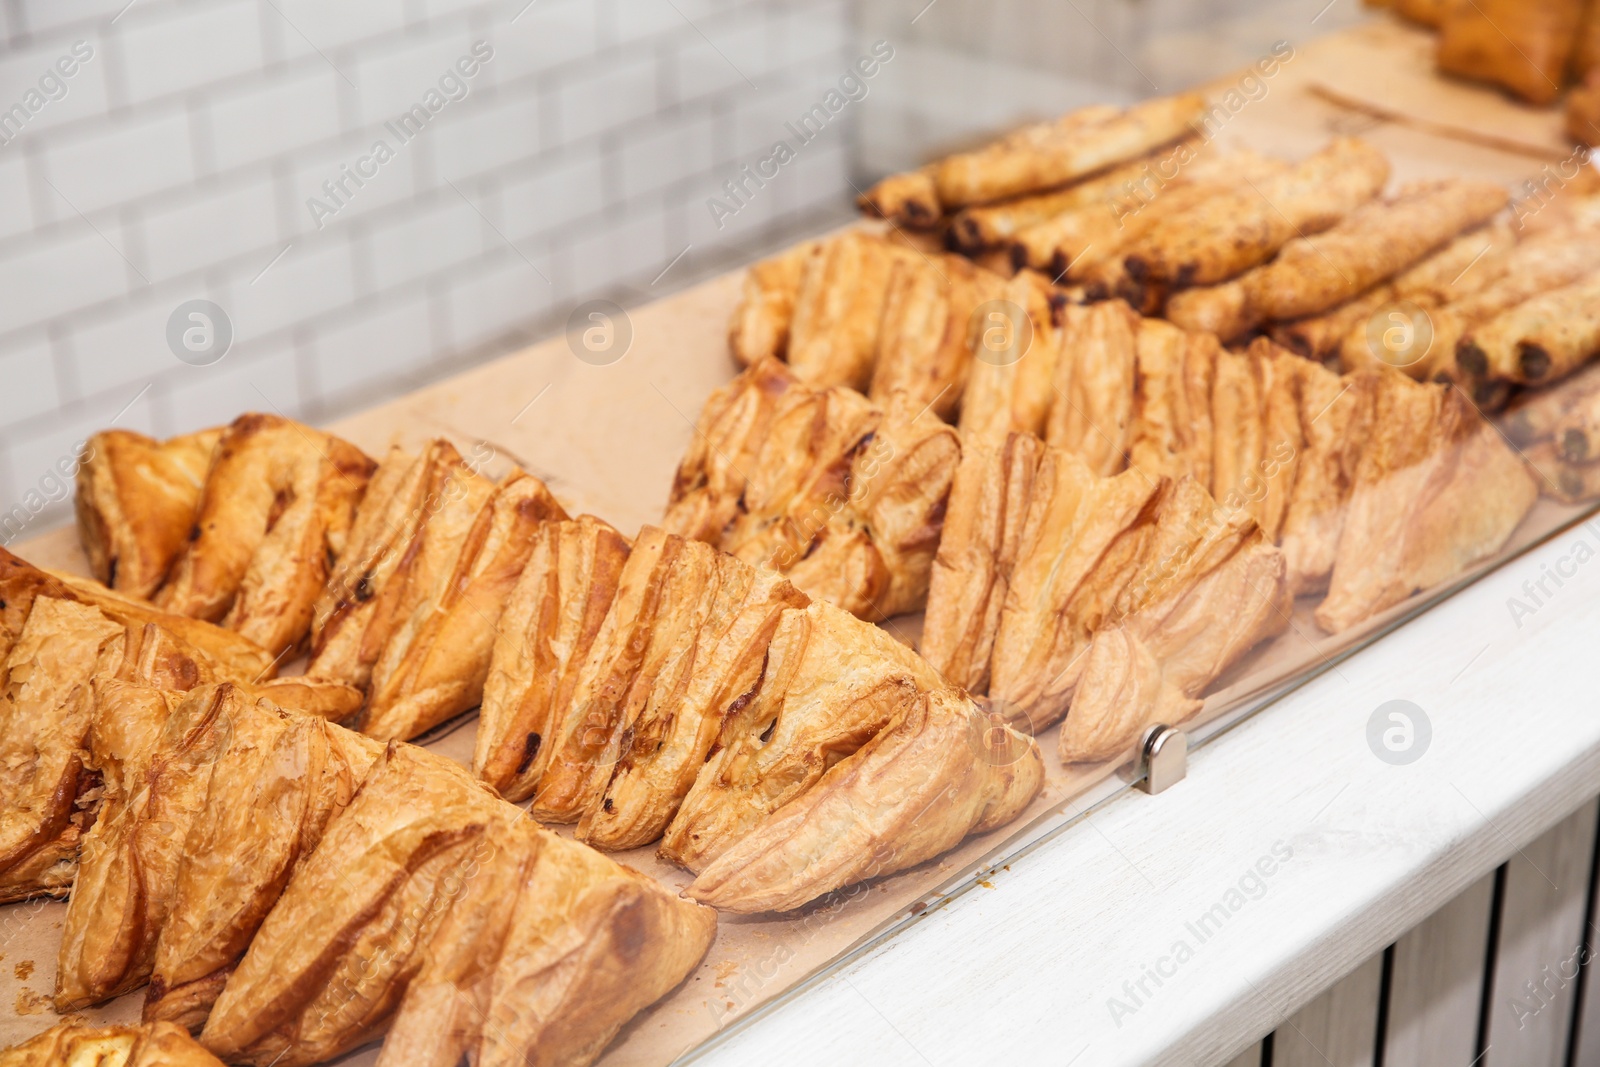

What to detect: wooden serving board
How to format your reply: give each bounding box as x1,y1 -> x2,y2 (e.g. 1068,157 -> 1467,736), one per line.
2,20 -> 1594,1067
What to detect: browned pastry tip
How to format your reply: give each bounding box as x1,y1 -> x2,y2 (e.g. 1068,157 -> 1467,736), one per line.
0,1020 -> 225,1066
686,686 -> 1042,914
858,168 -> 942,228
728,239 -> 822,366
75,426 -> 221,598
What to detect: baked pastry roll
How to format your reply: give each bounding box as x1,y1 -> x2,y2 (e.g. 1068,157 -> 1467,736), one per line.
1094,137 -> 1389,307
531,528 -> 806,845
1044,299 -> 1141,476
728,239 -> 821,366
958,270 -> 1064,441
661,599 -> 943,872
75,427 -> 220,598
1571,69 -> 1600,146
665,359 -> 959,620
1279,363 -> 1376,596
868,253 -> 1007,422
1127,317 -> 1217,488
157,413 -> 377,657
309,440 -> 488,691
1059,478 -> 1289,763
0,596 -> 126,903
1317,372 -> 1539,632
0,1020 -> 224,1066
786,231 -> 918,391
362,470 -> 568,741
1166,180 -> 1508,341
1437,0 -> 1582,105
475,515 -> 631,802
858,167 -> 942,229
920,431 -> 1043,691
987,452 -> 1164,730
932,95 -> 1201,208
687,686 -> 1042,913
1457,274 -> 1600,387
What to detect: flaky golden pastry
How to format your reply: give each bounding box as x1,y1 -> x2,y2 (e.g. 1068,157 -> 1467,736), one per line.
362,470 -> 568,741
987,451 -> 1163,730
0,1020 -> 224,1066
1437,0 -> 1582,105
1127,318 -> 1216,488
728,240 -> 821,366
0,597 -> 125,904
1279,364 -> 1376,596
958,270 -> 1064,441
1458,274 -> 1600,386
786,231 -> 919,391
920,432 -> 1042,692
1317,372 -> 1539,632
1059,478 -> 1289,763
157,413 -> 376,657
932,95 -> 1201,208
475,515 -> 631,802
661,599 -> 942,872
868,253 -> 1007,421
75,427 -> 220,598
309,440 -> 488,690
1044,300 -> 1140,476
1210,340 -> 1302,543
666,358 -> 958,620
857,167 -> 942,228
687,686 -> 1042,913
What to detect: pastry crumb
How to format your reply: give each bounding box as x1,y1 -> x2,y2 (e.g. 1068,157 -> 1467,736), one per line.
13,959 -> 34,980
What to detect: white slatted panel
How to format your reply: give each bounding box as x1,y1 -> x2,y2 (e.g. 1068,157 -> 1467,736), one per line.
1572,852 -> 1600,1067
1271,953 -> 1384,1067
1384,872 -> 1496,1066
1483,799 -> 1600,1067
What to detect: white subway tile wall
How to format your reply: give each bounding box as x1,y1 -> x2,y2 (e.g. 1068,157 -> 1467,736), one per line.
0,0 -> 858,533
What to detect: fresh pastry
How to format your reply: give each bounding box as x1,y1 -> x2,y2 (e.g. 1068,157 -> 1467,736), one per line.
686,686 -> 1042,913
857,167 -> 942,229
1059,478 -> 1289,762
199,743 -> 715,1067
919,432 -> 1043,692
930,95 -> 1202,208
1092,137 -> 1390,308
475,515 -> 631,803
728,239 -> 821,366
1457,274 -> 1600,386
957,270 -> 1064,441
661,599 -> 943,872
868,252 -> 1007,421
665,358 -> 959,620
1165,180 -> 1508,340
156,413 -> 377,657
1316,371 -> 1539,632
1210,339 -> 1302,544
0,1021 -> 224,1066
1043,299 -> 1141,476
1279,362 -> 1376,596
309,440 -> 490,691
786,231 -> 920,391
1126,317 -> 1217,488
1437,0 -> 1583,104
75,427 -> 220,598
0,596 -> 126,903
361,470 -> 568,741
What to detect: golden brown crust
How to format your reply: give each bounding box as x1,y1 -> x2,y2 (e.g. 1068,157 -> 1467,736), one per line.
728,240 -> 821,366
1280,364 -> 1376,596
958,270 -> 1064,441
1098,137 -> 1389,306
1457,274 -> 1600,387
156,413 -> 377,657
786,231 -> 918,391
920,432 -> 1043,692
309,440 -> 492,691
1167,179 -> 1508,340
987,452 -> 1163,730
1044,300 -> 1141,476
475,516 -> 631,802
661,599 -> 941,872
932,95 -> 1203,208
1059,478 -> 1288,763
869,253 -> 1007,422
1127,318 -> 1216,488
1316,373 -> 1539,632
75,427 -> 220,598
686,687 -> 1042,914
0,597 -> 126,905
858,168 -> 942,228
0,1020 -> 225,1066
1570,70 -> 1600,146
362,471 -> 568,742
1437,0 -> 1581,105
